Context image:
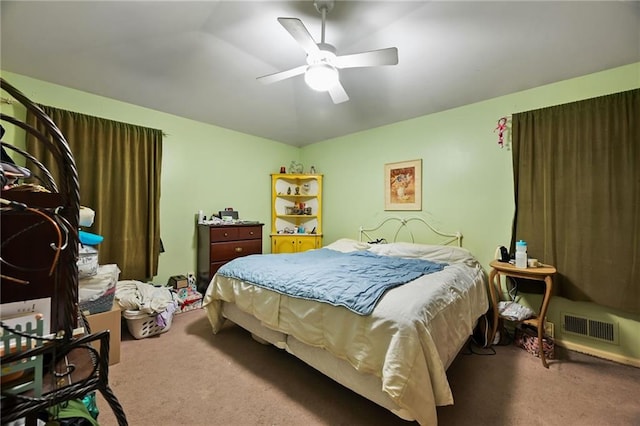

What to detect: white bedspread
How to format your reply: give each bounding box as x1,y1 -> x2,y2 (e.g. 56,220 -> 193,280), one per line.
203,240 -> 488,425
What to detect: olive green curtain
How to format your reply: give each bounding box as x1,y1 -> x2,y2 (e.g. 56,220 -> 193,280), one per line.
511,89 -> 639,314
26,106 -> 163,281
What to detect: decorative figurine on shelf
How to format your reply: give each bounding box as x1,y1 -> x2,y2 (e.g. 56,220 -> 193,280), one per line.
287,187 -> 292,195
290,161 -> 303,174
295,186 -> 300,195
309,165 -> 316,174
280,166 -> 286,173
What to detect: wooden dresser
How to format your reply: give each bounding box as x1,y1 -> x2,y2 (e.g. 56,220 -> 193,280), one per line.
197,223 -> 264,293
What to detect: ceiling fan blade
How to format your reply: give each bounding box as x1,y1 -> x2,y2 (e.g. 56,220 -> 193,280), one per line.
257,65 -> 307,85
328,81 -> 349,104
278,17 -> 320,55
334,47 -> 398,69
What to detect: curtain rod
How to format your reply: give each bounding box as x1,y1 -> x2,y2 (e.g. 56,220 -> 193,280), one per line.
1,95 -> 167,136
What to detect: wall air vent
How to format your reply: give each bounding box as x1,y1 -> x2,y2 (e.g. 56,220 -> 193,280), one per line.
561,313 -> 618,344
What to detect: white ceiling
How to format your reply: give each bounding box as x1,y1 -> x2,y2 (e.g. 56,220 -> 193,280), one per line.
2,1 -> 639,147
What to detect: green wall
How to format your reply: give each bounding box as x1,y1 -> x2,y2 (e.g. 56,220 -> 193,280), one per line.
2,63 -> 638,363
301,62 -> 640,364
301,63 -> 640,267
0,70 -> 299,284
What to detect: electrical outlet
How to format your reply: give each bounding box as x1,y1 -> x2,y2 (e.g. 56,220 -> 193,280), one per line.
544,321 -> 554,338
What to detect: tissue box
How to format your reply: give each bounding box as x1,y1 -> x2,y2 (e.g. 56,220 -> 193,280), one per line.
168,275 -> 188,289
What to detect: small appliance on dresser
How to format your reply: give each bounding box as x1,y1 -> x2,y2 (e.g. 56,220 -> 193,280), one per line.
196,223 -> 264,293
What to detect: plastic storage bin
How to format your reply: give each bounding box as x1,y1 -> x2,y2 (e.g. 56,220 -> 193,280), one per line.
77,244 -> 99,278
78,264 -> 120,315
122,309 -> 173,339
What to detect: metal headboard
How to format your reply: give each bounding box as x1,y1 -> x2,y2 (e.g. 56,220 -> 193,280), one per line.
359,216 -> 462,247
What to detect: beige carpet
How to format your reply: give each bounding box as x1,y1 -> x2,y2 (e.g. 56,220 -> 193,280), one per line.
96,308 -> 640,426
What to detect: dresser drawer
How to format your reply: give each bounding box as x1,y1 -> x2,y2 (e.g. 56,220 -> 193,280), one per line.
237,226 -> 262,240
210,239 -> 262,262
209,261 -> 227,278
210,227 -> 239,242
210,225 -> 262,242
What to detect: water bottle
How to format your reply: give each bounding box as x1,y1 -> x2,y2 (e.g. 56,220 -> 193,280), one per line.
515,240 -> 528,268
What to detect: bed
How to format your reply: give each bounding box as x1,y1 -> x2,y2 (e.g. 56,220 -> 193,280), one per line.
203,217 -> 489,425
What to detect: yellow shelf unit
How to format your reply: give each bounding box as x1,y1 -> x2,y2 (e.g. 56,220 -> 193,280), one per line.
271,173 -> 323,253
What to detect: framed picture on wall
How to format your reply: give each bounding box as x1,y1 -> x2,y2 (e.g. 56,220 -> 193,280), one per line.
384,159 -> 422,210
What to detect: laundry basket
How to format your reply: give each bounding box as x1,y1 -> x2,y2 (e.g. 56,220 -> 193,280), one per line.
123,309 -> 173,340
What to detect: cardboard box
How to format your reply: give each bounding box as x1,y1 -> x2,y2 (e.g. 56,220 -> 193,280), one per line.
168,275 -> 188,289
86,302 -> 121,365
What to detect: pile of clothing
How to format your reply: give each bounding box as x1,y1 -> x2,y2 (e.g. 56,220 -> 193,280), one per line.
115,280 -> 177,327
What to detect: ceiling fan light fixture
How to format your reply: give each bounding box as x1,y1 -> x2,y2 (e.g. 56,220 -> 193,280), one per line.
304,63 -> 339,92
257,2 -> 398,103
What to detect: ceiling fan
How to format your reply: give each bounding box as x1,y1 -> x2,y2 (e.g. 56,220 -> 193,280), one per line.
257,0 -> 399,104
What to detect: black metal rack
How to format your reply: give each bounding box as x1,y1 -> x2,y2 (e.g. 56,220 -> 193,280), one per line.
1,78 -> 128,425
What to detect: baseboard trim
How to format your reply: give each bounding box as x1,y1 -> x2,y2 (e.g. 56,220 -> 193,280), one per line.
555,338 -> 640,368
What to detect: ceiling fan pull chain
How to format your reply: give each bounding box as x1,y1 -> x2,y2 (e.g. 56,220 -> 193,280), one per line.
320,6 -> 327,43
315,0 -> 333,44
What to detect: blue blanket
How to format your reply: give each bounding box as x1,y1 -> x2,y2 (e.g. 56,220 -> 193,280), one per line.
217,249 -> 446,315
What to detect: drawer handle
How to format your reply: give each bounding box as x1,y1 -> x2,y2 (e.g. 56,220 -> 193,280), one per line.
235,247 -> 243,253
224,232 -> 229,237
249,231 -> 254,235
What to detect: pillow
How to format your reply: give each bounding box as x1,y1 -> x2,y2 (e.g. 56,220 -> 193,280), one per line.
324,238 -> 370,253
367,241 -> 475,264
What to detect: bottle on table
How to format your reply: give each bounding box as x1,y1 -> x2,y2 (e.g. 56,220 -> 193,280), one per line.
515,240 -> 528,268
